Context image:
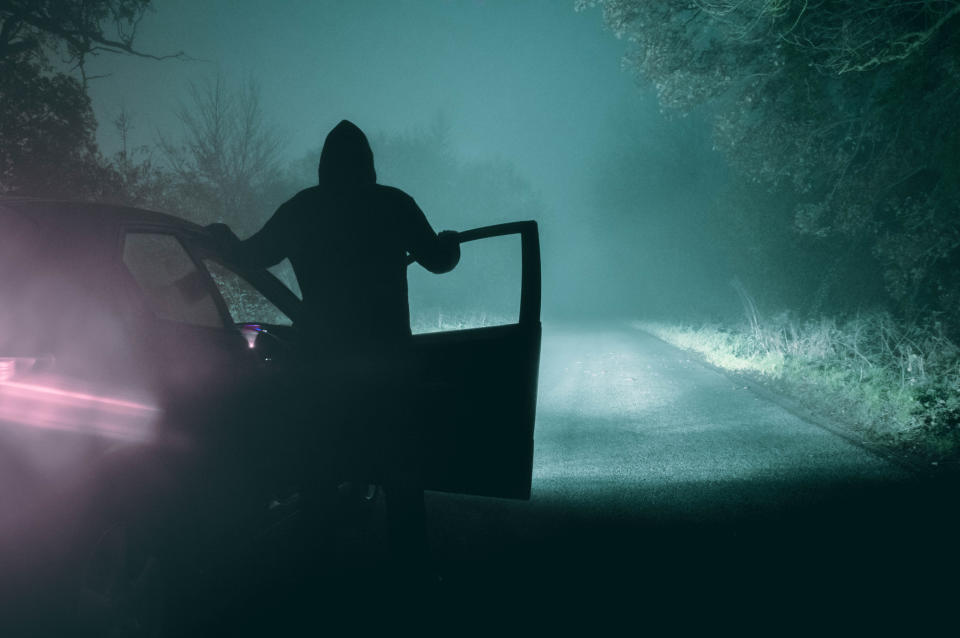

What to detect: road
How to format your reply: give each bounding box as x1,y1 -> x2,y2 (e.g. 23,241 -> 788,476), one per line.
420,324 -> 953,622
183,323 -> 960,631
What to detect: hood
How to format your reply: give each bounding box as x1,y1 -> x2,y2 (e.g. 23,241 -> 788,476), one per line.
317,120 -> 376,189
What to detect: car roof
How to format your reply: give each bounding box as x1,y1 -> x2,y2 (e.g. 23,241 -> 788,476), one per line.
0,197 -> 203,234
1,197 -> 305,324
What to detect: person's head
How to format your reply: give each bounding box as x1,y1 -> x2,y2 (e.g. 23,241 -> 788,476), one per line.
317,120 -> 376,189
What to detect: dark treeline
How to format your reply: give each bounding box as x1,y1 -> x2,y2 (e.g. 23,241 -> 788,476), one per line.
583,0 -> 960,335
0,1 -> 180,201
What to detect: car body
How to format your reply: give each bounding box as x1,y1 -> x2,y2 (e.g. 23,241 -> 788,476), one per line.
0,198 -> 541,630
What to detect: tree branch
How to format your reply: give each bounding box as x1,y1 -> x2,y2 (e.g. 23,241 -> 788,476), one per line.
838,3 -> 960,73
19,9 -> 184,60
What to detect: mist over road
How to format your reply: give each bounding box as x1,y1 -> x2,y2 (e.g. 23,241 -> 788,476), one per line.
532,324 -> 907,512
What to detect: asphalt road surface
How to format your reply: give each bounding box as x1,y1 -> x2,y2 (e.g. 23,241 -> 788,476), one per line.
212,322 -> 957,632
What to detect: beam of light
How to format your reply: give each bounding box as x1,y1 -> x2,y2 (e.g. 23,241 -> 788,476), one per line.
0,375 -> 160,443
536,329 -> 681,420
240,323 -> 262,348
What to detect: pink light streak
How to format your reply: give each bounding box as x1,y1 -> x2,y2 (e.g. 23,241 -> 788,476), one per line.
0,375 -> 159,442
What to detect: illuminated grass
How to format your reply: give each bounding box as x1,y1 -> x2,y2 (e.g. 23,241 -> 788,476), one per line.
636,313 -> 960,460
411,310 -> 517,334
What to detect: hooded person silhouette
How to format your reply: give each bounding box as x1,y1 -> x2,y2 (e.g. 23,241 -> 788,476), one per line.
207,119 -> 459,581
215,119 -> 459,346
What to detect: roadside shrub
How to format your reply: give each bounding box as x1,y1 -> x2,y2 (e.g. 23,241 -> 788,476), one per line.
636,311 -> 960,460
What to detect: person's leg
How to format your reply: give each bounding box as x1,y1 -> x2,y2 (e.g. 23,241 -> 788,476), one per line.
368,348 -> 436,584
382,464 -> 428,570
293,372 -> 353,572
378,397 -> 432,583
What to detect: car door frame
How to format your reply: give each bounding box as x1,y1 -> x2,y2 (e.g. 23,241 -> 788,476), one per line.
412,220 -> 541,500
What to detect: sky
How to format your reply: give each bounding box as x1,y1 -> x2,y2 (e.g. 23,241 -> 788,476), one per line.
87,0 -> 640,215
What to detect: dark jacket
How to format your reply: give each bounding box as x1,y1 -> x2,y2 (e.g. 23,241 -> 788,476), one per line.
230,120 -> 459,347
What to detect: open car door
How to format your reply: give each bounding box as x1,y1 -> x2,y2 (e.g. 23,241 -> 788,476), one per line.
413,221 -> 541,500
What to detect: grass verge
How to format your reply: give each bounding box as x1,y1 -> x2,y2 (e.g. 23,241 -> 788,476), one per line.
410,310 -> 515,334
635,312 -> 960,467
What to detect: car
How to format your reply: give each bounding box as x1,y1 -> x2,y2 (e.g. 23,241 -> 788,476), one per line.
0,198 -> 541,634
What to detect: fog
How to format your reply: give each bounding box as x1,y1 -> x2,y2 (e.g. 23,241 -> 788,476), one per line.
4,4 -> 958,625
83,0 -> 735,323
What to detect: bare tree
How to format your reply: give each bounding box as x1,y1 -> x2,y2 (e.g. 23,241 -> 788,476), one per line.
159,75 -> 285,234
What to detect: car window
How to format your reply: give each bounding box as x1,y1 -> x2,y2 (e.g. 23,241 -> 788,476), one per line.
267,258 -> 302,300
408,234 -> 521,334
204,259 -> 293,326
122,232 -> 223,328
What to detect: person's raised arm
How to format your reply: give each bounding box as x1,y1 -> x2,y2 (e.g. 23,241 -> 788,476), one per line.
403,195 -> 460,274
205,201 -> 296,270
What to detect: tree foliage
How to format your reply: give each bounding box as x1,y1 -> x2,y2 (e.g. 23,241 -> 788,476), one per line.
0,0 -> 174,197
583,0 -> 960,322
0,1 -> 178,76
0,54 -> 108,196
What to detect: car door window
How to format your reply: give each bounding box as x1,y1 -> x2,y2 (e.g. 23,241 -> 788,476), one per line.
267,258 -> 302,300
204,259 -> 293,326
122,232 -> 223,328
408,234 -> 521,334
